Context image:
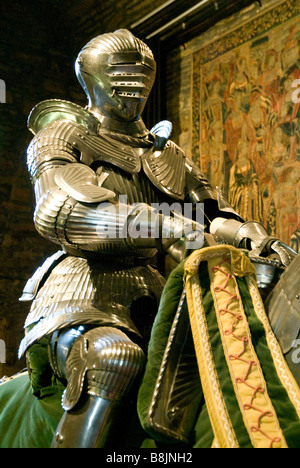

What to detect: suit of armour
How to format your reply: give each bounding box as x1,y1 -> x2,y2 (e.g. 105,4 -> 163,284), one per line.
19,29 -> 296,448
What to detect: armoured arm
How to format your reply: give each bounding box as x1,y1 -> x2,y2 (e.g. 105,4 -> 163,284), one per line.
185,157 -> 243,225
184,158 -> 296,267
210,217 -> 296,267
29,121 -> 204,259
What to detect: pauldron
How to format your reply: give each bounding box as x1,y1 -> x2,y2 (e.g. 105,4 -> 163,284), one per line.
27,99 -> 211,203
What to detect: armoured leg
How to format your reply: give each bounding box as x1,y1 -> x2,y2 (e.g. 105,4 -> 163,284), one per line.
50,326 -> 145,448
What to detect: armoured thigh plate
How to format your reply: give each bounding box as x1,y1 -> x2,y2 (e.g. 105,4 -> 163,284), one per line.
50,326 -> 145,448
51,326 -> 145,410
19,256 -> 165,358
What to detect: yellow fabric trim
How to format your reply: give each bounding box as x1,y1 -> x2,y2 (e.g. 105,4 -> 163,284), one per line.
247,276 -> 300,418
211,437 -> 220,448
207,253 -> 287,448
185,250 -> 239,448
184,245 -> 257,279
184,246 -> 294,449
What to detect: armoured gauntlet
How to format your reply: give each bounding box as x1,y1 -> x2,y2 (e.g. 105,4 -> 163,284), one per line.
210,217 -> 296,267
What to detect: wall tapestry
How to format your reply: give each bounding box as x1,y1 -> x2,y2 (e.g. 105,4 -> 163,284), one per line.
192,0 -> 300,247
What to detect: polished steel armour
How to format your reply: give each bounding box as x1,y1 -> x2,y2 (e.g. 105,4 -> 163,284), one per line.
19,28 -> 297,448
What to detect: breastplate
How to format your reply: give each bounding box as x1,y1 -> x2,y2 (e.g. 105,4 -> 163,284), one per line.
72,126 -> 187,202
94,160 -> 177,207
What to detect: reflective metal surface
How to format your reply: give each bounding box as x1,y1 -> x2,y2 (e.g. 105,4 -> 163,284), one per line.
27,99 -> 100,136
210,217 -> 296,267
21,29 -> 250,448
62,326 -> 145,410
251,256 -> 284,290
52,394 -> 118,448
265,254 -> 300,356
51,326 -> 145,448
54,163 -> 115,203
147,291 -> 202,444
75,29 -> 156,125
264,254 -> 300,386
19,250 -> 65,302
19,259 -> 165,358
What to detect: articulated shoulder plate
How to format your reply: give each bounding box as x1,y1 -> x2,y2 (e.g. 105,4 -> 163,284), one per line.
142,140 -> 186,201
28,118 -> 142,176
28,99 -> 100,135
54,163 -> 115,203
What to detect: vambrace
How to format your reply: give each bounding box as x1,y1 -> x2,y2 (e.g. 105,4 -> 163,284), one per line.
33,164 -> 205,258
210,217 -> 297,267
